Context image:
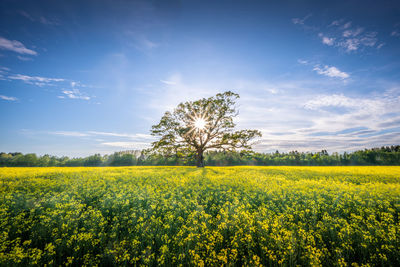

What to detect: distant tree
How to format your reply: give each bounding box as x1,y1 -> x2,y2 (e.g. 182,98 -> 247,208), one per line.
84,154 -> 103,166
108,152 -> 137,166
0,153 -> 12,166
150,91 -> 262,167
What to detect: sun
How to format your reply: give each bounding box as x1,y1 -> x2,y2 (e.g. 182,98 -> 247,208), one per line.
194,118 -> 207,130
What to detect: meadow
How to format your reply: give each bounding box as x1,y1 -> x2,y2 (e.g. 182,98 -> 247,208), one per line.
0,166 -> 399,266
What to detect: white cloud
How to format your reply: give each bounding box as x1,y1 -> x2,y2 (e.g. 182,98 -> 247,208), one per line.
8,74 -> 65,86
47,130 -> 155,150
343,22 -> 352,29
19,10 -> 59,25
38,81 -> 400,154
0,67 -> 9,80
38,16 -> 59,26
87,131 -> 155,140
343,30 -> 352,37
343,27 -> 363,37
377,43 -> 385,49
160,80 -> 177,85
60,89 -> 90,100
329,20 -> 342,27
140,38 -> 158,49
340,39 -> 358,51
50,130 -> 155,141
17,56 -> 33,61
313,20 -> 379,52
291,14 -> 311,25
254,132 -> 400,153
160,73 -> 182,86
336,31 -> 378,52
101,141 -> 150,149
303,94 -> 380,111
18,10 -> 35,21
6,72 -> 93,100
126,31 -> 159,51
52,131 -> 90,137
360,32 -> 378,46
248,87 -> 400,153
0,36 -> 37,55
318,33 -> 335,45
313,65 -> 349,79
322,37 -> 334,45
392,30 -> 400,37
297,59 -> 308,65
267,88 -> 278,94
0,95 -> 18,101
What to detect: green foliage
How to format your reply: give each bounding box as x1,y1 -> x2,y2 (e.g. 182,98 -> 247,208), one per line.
0,146 -> 400,167
150,91 -> 262,167
107,152 -> 137,166
0,166 -> 400,266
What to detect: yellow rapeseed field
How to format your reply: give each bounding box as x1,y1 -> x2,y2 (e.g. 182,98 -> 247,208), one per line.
0,166 -> 399,266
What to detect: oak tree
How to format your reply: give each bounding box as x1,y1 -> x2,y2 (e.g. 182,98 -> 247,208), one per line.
150,91 -> 261,167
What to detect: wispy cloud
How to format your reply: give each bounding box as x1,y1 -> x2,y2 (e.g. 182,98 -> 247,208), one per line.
52,131 -> 90,137
339,32 -> 378,52
391,30 -> 400,37
0,95 -> 18,101
234,79 -> 400,153
160,80 -> 177,85
0,67 -> 9,80
313,65 -> 349,79
342,21 -> 352,29
377,43 -> 385,49
126,31 -> 159,51
303,94 -> 380,110
87,131 -> 154,140
37,83 -> 400,154
0,36 -> 37,55
329,19 -> 343,27
142,75 -> 400,153
160,73 -> 182,86
17,56 -> 33,61
291,14 -> 311,25
390,23 -> 400,37
50,130 -> 154,140
297,59 -> 308,65
48,130 -> 155,150
8,74 -> 65,86
101,141 -> 150,149
58,80 -> 92,100
300,19 -> 380,53
343,27 -> 363,37
18,10 -> 59,26
59,89 -> 90,100
4,70 -> 94,100
331,21 -> 377,52
318,33 -> 335,46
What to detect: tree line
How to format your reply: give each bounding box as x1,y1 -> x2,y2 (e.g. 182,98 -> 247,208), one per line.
1,146 -> 399,167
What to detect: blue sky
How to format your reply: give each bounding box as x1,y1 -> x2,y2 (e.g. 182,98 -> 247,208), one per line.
1,0 -> 400,156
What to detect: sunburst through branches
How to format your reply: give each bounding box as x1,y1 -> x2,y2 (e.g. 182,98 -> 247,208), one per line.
183,104 -> 212,138
194,118 -> 207,130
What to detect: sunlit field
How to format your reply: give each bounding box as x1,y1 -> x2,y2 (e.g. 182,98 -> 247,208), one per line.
1,166 -> 399,266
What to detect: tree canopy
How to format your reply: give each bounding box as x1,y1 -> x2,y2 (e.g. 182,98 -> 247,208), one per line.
1,146 -> 400,167
150,91 -> 262,167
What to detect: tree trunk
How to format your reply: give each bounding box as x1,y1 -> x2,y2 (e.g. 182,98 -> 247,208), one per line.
196,151 -> 205,167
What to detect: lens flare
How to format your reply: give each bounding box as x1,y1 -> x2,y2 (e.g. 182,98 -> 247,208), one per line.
194,118 -> 206,130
